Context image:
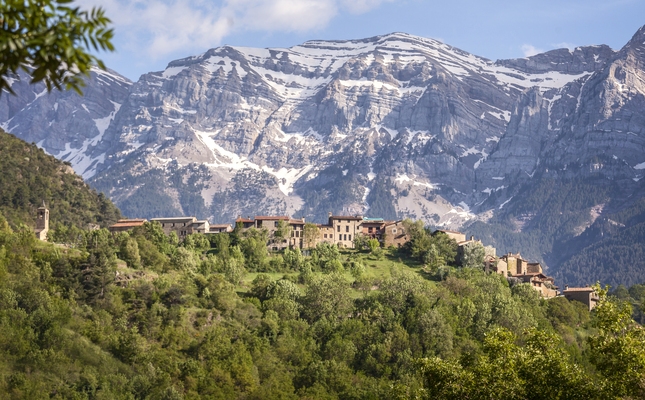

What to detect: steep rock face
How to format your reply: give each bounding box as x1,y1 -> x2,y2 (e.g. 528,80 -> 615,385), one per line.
5,27 -> 645,285
465,26 -> 645,286
85,33 -> 607,223
0,68 -> 132,179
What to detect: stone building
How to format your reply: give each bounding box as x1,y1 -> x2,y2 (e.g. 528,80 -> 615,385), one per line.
208,224 -> 233,233
328,214 -> 363,248
487,256 -> 508,276
562,286 -> 599,310
361,218 -> 386,240
150,216 -> 209,240
502,253 -> 558,298
109,219 -> 147,233
288,218 -> 306,248
34,201 -> 49,241
235,216 -> 255,229
316,224 -> 335,246
382,220 -> 409,248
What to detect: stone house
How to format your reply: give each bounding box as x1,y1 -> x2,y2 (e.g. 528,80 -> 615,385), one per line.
252,216 -> 292,250
289,218 -> 306,248
513,272 -> 558,298
503,253 -> 558,298
361,218 -> 386,240
316,224 -> 335,246
108,218 -> 147,233
487,256 -> 508,276
34,201 -> 49,241
235,216 -> 255,229
150,216 -> 209,240
208,224 -> 232,233
382,220 -> 409,248
562,286 -> 599,310
328,214 -> 363,248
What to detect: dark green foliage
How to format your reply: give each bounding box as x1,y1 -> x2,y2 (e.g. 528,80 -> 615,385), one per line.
0,130 -> 122,230
0,0 -> 114,95
1,204 -> 644,398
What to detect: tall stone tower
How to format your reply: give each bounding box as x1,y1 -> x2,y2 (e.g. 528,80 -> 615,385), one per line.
35,201 -> 49,241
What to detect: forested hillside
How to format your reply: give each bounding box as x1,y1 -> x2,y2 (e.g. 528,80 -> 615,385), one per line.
1,211 -> 645,398
0,130 -> 121,230
466,176 -> 645,287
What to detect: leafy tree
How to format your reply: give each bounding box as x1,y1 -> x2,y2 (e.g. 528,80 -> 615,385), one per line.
368,238 -> 380,253
588,284 -> 645,397
221,256 -> 246,285
460,241 -> 485,268
239,236 -> 268,271
303,222 -> 319,249
0,0 -> 114,94
170,247 -> 197,271
119,236 -> 141,269
300,273 -> 352,323
283,247 -> 305,270
273,220 -> 292,246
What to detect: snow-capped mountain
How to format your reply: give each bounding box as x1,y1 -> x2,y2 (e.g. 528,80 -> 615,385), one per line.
4,25 -> 645,285
3,26 -> 645,286
0,68 -> 132,179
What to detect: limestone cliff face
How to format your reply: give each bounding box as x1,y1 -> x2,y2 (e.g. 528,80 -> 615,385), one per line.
2,28 -> 645,231
0,68 -> 132,179
63,33 -> 614,225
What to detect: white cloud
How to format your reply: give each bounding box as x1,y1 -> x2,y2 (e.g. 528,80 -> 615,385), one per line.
77,0 -> 393,61
521,44 -> 544,57
552,41 -> 577,50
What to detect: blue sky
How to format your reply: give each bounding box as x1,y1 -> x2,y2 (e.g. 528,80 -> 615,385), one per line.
77,0 -> 645,81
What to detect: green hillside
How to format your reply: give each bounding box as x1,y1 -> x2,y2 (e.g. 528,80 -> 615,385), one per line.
0,130 -> 121,229
0,217 -> 643,398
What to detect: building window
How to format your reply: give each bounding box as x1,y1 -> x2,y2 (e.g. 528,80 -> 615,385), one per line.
392,228 -> 397,234
349,235 -> 351,241
368,227 -> 373,233
344,234 -> 347,241
172,223 -> 175,227
274,221 -> 279,227
324,234 -> 327,238
337,226 -> 340,232
345,226 -> 349,232
162,223 -> 165,227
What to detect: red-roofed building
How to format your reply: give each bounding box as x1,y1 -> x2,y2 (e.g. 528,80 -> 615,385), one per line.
109,219 -> 147,233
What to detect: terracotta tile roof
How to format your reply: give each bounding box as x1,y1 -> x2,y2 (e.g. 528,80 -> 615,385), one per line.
289,219 -> 305,224
254,216 -> 290,220
235,218 -> 254,223
110,219 -> 147,228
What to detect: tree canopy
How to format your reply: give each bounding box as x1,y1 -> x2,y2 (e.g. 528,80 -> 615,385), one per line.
0,0 -> 114,95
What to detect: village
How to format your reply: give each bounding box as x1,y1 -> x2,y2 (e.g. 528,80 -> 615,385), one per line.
33,202 -> 599,311
109,211 -> 600,310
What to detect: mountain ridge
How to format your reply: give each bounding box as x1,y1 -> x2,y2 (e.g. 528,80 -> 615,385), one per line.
3,26 -> 645,285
